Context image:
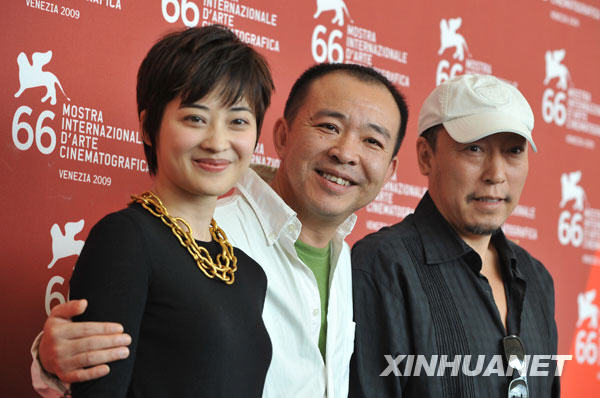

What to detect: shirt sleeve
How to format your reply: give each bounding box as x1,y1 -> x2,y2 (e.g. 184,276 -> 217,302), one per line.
349,241 -> 409,397
542,261 -> 561,398
69,211 -> 151,398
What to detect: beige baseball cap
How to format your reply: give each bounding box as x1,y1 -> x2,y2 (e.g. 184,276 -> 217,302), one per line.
417,74 -> 537,152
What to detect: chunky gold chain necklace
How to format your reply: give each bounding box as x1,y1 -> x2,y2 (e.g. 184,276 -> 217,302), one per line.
131,191 -> 237,285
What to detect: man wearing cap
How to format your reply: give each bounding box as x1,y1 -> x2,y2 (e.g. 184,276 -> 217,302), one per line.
350,74 -> 558,397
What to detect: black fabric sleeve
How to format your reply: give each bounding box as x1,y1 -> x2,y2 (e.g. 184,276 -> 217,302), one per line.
545,267 -> 560,398
520,250 -> 560,397
349,242 -> 409,397
69,211 -> 151,397
541,262 -> 560,398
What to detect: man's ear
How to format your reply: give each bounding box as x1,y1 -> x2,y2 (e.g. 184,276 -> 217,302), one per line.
384,155 -> 399,183
139,110 -> 151,146
272,117 -> 290,158
416,136 -> 433,176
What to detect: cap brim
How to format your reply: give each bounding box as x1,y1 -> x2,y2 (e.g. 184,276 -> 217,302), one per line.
443,111 -> 537,152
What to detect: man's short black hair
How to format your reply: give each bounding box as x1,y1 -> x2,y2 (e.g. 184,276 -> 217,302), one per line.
137,25 -> 274,175
283,63 -> 409,157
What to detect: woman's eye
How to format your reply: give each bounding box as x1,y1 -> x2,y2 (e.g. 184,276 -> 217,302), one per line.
231,118 -> 249,126
184,115 -> 204,124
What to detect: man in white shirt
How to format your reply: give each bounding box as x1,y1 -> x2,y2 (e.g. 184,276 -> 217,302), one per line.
31,63 -> 408,397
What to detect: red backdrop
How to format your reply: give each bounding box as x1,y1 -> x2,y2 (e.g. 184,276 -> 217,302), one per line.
2,0 -> 600,395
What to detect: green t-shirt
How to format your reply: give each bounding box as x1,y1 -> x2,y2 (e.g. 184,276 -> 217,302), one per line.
294,239 -> 331,359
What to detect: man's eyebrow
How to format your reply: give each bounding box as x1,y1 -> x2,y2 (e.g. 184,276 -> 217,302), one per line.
367,123 -> 391,140
313,108 -> 391,139
313,109 -> 348,120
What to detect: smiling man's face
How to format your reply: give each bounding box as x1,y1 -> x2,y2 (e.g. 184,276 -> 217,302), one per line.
272,72 -> 400,226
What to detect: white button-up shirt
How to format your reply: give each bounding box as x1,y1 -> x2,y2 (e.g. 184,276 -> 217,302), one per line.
216,169 -> 356,398
32,168 -> 356,398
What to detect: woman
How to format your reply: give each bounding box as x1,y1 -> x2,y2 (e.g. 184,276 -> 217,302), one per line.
69,25 -> 274,397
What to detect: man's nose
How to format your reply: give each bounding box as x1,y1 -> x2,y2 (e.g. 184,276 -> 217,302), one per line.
328,133 -> 359,165
482,151 -> 507,184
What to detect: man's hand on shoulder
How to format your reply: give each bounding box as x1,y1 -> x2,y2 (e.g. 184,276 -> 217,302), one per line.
39,299 -> 131,383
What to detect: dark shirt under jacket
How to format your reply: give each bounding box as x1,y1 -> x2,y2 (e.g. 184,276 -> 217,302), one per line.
70,204 -> 271,398
349,192 -> 558,397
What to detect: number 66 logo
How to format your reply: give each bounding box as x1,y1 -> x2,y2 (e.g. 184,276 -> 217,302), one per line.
311,25 -> 343,63
12,106 -> 56,155
542,88 -> 566,126
575,330 -> 600,365
558,210 -> 583,247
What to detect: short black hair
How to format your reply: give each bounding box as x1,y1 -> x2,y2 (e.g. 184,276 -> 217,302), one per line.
421,124 -> 442,152
137,25 -> 274,175
283,63 -> 408,157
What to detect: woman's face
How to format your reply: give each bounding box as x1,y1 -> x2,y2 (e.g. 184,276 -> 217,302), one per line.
152,91 -> 257,200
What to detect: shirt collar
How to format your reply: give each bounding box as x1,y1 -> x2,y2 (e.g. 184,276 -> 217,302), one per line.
235,168 -> 297,245
413,192 -> 521,276
234,168 -> 357,246
336,213 -> 357,240
413,192 -> 472,265
490,228 -> 521,278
